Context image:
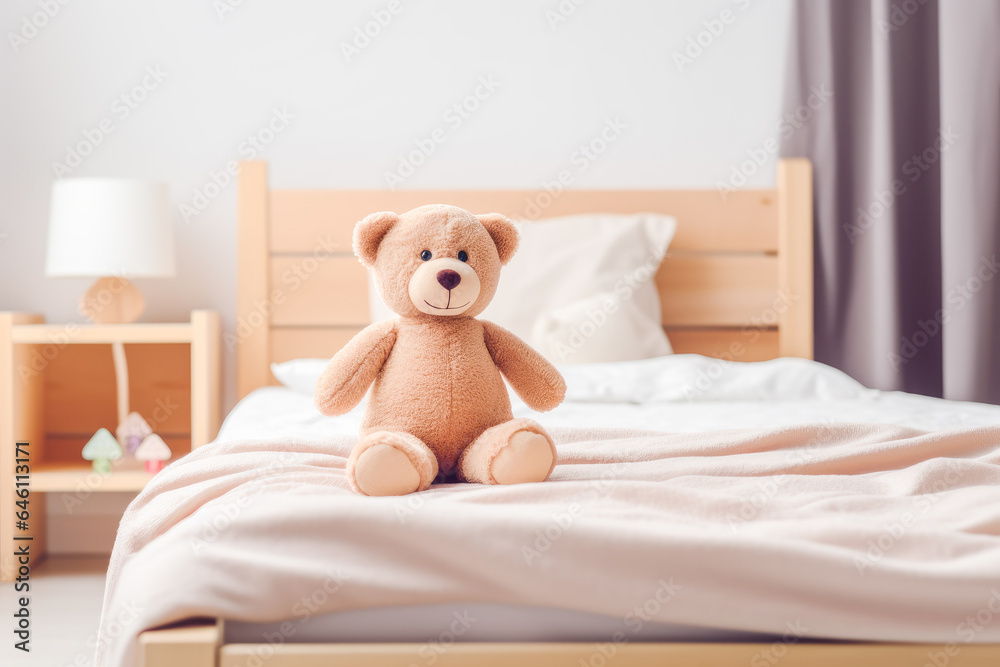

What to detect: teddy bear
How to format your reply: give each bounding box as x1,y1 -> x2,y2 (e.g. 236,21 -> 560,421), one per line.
314,204 -> 567,496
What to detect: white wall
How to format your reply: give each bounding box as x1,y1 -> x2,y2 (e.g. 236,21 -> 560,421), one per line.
0,0 -> 791,551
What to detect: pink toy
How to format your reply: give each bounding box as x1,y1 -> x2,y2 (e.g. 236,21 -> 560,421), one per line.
135,434 -> 171,474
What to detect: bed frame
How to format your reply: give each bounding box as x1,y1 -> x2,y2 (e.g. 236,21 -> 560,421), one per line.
232,158 -> 814,399
137,158 -> 995,665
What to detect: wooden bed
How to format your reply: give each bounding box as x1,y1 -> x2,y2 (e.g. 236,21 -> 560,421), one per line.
138,158 -> 996,666
233,158 -> 814,399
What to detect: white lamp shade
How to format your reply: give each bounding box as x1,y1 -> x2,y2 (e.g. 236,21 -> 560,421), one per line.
46,179 -> 175,277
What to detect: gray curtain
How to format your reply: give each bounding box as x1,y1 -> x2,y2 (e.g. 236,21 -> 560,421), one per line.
782,0 -> 1000,404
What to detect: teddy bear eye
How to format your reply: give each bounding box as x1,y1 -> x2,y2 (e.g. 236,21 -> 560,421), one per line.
420,250 -> 432,261
458,250 -> 468,262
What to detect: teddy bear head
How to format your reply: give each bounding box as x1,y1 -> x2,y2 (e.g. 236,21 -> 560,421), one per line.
354,204 -> 518,319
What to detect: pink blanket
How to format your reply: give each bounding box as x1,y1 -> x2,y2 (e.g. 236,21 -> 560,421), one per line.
96,424 -> 1000,666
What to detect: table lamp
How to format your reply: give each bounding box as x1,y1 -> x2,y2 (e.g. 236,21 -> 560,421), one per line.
46,178 -> 176,468
46,179 -> 175,324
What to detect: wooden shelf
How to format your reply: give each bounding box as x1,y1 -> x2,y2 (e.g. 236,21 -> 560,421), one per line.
2,310 -> 220,581
11,322 -> 194,344
29,462 -> 154,492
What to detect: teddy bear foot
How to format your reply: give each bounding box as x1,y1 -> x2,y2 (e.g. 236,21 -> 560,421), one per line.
458,418 -> 557,485
348,431 -> 439,496
492,431 -> 554,484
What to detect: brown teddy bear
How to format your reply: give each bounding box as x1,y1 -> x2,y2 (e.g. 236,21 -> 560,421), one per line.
315,204 -> 566,496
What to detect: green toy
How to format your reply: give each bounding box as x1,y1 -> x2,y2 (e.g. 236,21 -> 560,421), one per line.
82,428 -> 123,474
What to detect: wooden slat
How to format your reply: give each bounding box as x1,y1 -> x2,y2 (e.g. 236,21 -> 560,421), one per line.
270,327 -> 364,368
778,158 -> 814,359
11,323 -> 193,344
237,161 -> 270,399
219,641 -> 1000,667
30,462 -> 155,492
270,189 -> 777,254
274,255 -> 781,330
191,311 -> 221,448
270,256 -> 369,326
657,255 -> 779,326
140,619 -> 222,667
668,328 -> 779,362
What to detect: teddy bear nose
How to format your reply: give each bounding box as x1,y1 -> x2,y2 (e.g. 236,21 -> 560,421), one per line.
436,270 -> 462,290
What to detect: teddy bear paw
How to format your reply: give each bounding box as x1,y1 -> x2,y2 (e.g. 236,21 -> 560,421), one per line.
491,431 -> 554,485
349,431 -> 439,496
354,444 -> 421,496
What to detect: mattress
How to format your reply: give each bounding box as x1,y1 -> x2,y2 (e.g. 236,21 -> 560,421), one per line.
224,602 -> 782,644
214,355 -> 1000,646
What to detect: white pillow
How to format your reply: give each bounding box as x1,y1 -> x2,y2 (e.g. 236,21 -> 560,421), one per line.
559,355 -> 875,403
270,359 -> 329,394
532,290 -> 671,364
481,213 -> 675,363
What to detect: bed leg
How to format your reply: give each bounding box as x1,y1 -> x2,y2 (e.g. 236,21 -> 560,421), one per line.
139,618 -> 223,667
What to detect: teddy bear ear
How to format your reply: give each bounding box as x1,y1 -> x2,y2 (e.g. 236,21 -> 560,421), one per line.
353,211 -> 399,268
477,213 -> 519,265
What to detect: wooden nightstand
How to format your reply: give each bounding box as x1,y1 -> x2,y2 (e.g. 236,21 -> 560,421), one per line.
0,310 -> 221,581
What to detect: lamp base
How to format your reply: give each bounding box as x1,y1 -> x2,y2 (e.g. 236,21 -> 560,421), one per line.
80,276 -> 145,324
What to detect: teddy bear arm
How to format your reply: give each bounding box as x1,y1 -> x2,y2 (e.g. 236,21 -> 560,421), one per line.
481,320 -> 567,412
314,321 -> 397,416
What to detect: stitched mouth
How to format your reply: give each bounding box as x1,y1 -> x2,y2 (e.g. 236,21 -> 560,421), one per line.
424,300 -> 471,311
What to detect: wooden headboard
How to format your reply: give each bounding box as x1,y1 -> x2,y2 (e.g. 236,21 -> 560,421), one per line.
236,159 -> 813,399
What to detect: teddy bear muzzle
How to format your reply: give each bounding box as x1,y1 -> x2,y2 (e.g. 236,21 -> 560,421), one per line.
408,257 -> 481,316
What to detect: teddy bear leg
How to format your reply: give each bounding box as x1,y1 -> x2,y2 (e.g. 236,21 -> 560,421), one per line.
457,418 -> 557,485
348,431 -> 439,496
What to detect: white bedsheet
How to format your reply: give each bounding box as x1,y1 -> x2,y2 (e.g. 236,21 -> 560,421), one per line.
211,355 -> 1000,648
96,356 -> 1000,664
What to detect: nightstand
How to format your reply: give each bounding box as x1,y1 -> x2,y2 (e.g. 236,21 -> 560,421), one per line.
0,310 -> 221,581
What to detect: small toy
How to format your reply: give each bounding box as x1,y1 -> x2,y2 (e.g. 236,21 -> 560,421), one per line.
116,411 -> 152,454
82,428 -> 123,474
135,434 -> 171,474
